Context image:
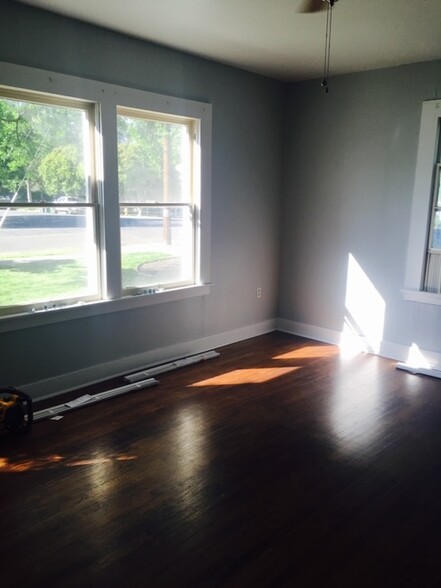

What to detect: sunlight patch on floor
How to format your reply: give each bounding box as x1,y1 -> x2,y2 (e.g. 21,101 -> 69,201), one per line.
190,367 -> 300,386
0,453 -> 138,473
273,345 -> 338,360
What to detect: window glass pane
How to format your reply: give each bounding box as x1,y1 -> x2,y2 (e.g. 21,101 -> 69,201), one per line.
0,97 -> 91,204
0,95 -> 96,311
117,109 -> 197,292
0,207 -> 97,308
431,210 -> 441,249
425,252 -> 441,292
120,206 -> 194,290
117,114 -> 191,204
436,170 -> 441,208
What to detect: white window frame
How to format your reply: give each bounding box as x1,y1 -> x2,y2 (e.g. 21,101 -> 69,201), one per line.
403,99 -> 441,305
0,61 -> 212,333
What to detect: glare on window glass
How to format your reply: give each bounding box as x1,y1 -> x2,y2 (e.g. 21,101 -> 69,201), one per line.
431,210 -> 441,249
117,115 -> 191,204
117,111 -> 195,290
0,97 -> 97,310
436,170 -> 441,208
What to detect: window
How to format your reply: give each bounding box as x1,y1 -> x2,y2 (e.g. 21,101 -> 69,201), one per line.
404,99 -> 441,304
0,90 -> 98,315
117,107 -> 198,293
0,61 -> 211,326
424,152 -> 441,292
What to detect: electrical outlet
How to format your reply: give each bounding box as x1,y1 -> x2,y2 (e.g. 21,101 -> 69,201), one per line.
257,287 -> 262,299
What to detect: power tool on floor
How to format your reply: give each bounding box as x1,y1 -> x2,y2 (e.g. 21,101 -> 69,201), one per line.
0,387 -> 33,434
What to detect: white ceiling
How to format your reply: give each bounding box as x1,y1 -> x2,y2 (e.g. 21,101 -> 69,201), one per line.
15,0 -> 441,81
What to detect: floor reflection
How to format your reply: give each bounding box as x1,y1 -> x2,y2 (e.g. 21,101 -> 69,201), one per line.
329,358 -> 382,456
170,406 -> 210,523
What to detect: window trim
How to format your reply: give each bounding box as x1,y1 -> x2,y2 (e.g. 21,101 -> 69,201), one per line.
0,284 -> 211,334
403,99 -> 441,304
0,61 -> 212,331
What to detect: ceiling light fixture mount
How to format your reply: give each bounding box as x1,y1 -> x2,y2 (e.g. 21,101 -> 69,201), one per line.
297,0 -> 340,93
321,0 -> 339,93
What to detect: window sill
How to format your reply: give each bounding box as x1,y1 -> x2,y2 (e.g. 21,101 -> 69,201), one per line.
402,289 -> 441,306
0,284 -> 211,334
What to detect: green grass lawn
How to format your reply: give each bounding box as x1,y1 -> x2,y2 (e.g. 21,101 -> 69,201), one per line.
0,251 -> 170,307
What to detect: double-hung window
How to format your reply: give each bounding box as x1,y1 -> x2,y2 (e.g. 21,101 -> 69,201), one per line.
404,99 -> 441,302
0,61 -> 211,324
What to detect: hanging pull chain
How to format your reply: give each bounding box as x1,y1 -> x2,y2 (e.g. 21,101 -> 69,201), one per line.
321,0 -> 334,93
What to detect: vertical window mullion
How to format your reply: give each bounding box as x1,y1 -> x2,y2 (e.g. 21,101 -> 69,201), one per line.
99,103 -> 122,300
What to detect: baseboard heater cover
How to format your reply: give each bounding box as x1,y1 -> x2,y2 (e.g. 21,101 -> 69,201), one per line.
125,350 -> 220,383
34,378 -> 158,422
396,363 -> 441,380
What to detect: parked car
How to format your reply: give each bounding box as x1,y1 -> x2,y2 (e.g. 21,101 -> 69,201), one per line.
121,205 -> 140,217
54,196 -> 82,214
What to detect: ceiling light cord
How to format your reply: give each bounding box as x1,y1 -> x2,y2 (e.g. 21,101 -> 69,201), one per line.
321,0 -> 335,93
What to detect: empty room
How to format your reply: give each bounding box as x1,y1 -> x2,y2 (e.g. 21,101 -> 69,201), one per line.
1,0 -> 441,585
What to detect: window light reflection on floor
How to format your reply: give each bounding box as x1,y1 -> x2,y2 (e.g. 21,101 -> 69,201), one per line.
329,359 -> 381,454
173,407 -> 207,480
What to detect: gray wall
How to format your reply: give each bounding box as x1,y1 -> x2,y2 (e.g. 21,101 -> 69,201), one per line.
0,1 -> 285,392
279,61 -> 441,356
2,1 -> 441,395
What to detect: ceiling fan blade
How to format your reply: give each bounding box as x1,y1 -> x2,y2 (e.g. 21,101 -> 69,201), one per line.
296,0 -> 326,13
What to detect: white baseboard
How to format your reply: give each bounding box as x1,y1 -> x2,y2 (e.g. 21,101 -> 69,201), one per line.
22,316 -> 441,401
276,318 -> 342,346
276,317 -> 409,360
22,319 -> 277,401
276,317 -> 441,375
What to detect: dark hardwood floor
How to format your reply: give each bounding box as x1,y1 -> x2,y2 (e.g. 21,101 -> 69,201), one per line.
2,332 -> 441,587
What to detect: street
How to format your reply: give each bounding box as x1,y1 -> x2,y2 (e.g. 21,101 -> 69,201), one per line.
0,214 -> 184,253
